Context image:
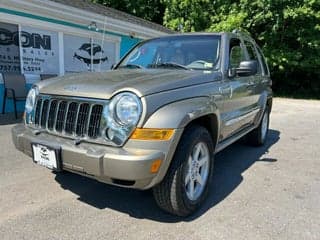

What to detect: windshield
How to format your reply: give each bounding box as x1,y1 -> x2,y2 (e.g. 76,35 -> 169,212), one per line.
117,35 -> 221,70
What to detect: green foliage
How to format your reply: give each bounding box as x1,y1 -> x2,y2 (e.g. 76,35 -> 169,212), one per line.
92,0 -> 165,24
92,0 -> 320,97
162,0 -> 212,32
163,0 -> 320,97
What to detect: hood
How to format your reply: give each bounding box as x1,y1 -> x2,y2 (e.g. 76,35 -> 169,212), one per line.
38,69 -> 221,99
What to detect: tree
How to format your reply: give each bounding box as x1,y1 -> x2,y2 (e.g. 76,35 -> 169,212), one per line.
92,0 -> 320,97
92,0 -> 165,24
163,0 -> 320,97
162,0 -> 212,32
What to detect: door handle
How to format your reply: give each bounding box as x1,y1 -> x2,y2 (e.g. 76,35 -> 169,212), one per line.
219,86 -> 233,98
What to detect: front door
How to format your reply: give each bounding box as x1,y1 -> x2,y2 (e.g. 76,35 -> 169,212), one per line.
220,38 -> 259,140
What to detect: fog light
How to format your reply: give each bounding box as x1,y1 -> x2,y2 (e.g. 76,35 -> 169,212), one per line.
106,128 -> 115,140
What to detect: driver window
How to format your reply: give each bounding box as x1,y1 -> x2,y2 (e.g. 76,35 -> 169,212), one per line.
229,38 -> 245,68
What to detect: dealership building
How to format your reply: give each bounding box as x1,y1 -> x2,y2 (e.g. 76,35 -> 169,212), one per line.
0,0 -> 172,113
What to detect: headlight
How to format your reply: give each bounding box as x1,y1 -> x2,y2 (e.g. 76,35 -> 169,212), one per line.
114,93 -> 141,126
25,87 -> 39,114
102,92 -> 142,145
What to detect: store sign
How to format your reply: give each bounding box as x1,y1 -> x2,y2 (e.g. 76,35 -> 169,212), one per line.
21,26 -> 59,74
0,23 -> 59,74
64,34 -> 116,73
64,34 -> 91,73
21,32 -> 51,50
0,29 -> 51,50
0,22 -> 21,73
1,21 -> 117,75
92,39 -> 116,72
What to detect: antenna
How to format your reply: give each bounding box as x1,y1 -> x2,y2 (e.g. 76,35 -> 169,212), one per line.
98,16 -> 107,72
232,29 -> 252,39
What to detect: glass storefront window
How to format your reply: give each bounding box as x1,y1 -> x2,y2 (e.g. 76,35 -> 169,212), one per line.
92,38 -> 116,72
0,22 -> 21,73
64,34 -> 92,73
21,26 -> 59,74
1,22 -> 118,76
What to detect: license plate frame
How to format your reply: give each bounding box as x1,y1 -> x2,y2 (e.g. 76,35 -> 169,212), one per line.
31,143 -> 62,171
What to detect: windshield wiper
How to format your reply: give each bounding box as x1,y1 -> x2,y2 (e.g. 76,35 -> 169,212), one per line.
148,62 -> 190,70
117,64 -> 144,69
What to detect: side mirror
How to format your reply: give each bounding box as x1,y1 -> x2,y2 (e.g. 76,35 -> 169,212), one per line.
236,60 -> 258,77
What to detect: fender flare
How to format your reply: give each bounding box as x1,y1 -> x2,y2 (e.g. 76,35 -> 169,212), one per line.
143,97 -> 220,130
254,90 -> 272,125
141,97 -> 220,188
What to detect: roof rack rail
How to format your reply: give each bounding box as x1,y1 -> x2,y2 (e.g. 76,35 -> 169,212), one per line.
231,29 -> 253,39
232,29 -> 240,34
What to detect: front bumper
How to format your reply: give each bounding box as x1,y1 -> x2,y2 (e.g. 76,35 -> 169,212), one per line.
12,124 -> 182,189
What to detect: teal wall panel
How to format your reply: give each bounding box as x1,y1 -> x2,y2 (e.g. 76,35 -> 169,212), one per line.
0,84 -> 31,113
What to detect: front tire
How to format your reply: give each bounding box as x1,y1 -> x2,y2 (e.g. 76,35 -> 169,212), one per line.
152,125 -> 214,216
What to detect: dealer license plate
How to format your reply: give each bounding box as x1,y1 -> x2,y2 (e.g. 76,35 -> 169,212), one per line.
32,144 -> 58,170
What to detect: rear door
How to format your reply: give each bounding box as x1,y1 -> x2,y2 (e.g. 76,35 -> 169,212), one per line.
243,40 -> 264,110
255,44 -> 272,97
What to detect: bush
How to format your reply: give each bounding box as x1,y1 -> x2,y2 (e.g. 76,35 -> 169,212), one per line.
163,0 -> 320,98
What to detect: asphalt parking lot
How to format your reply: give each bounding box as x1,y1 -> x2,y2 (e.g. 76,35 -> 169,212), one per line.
0,98 -> 319,240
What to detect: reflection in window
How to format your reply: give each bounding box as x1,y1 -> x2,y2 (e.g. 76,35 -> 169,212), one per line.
120,35 -> 221,70
0,22 -> 21,73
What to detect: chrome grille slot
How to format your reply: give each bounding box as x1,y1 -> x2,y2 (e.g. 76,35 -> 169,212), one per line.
88,105 -> 103,138
65,102 -> 78,134
55,101 -> 67,132
47,100 -> 58,130
34,98 -> 42,126
33,95 -> 105,141
76,103 -> 90,137
40,99 -> 49,128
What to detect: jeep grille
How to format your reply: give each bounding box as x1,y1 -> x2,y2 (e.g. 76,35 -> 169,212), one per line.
33,95 -> 104,139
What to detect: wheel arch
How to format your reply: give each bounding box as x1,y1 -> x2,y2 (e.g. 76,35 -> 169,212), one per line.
183,114 -> 219,151
143,97 -> 221,150
267,96 -> 273,111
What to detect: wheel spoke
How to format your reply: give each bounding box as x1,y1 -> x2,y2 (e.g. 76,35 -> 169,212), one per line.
185,172 -> 191,186
188,156 -> 192,166
199,143 -> 204,158
198,156 -> 208,167
196,173 -> 203,186
189,180 -> 195,198
193,144 -> 201,160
